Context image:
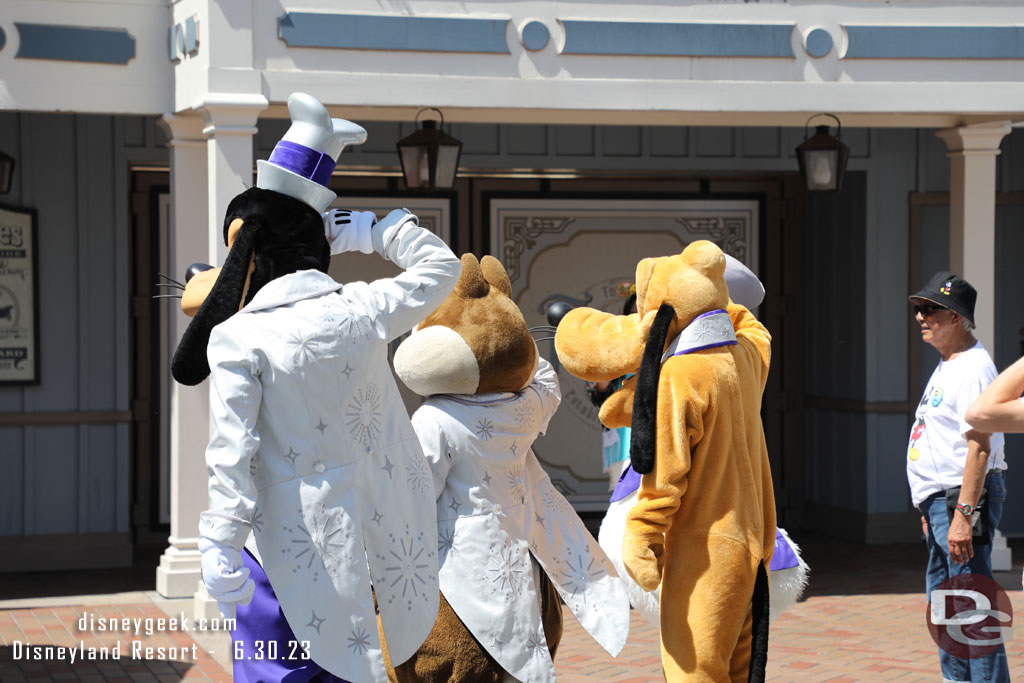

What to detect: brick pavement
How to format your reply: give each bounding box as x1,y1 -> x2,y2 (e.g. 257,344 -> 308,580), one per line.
2,534 -> 1023,681
555,586 -> 1024,681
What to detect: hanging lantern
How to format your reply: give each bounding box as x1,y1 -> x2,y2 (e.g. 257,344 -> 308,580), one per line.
396,108 -> 463,190
796,113 -> 849,192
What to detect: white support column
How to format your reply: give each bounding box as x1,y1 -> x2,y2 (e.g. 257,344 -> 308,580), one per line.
936,122 -> 1011,353
183,94 -> 268,619
937,121 -> 1013,572
155,113 -> 211,598
196,94 -> 269,264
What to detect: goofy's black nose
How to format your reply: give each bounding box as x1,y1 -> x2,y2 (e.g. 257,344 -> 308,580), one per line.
185,263 -> 215,283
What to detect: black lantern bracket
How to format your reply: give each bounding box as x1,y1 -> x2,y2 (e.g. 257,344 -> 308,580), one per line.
802,112 -> 843,141
416,107 -> 445,129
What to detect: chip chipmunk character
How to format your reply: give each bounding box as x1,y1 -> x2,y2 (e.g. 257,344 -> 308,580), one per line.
555,241 -> 777,682
168,92 -> 460,682
387,253 -> 631,683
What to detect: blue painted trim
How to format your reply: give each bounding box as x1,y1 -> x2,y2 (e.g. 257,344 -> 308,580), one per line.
845,26 -> 1024,59
562,20 -> 794,58
15,23 -> 135,64
0,27 -> 6,53
279,12 -> 510,54
167,25 -> 182,62
805,28 -> 833,58
184,17 -> 198,55
521,21 -> 549,51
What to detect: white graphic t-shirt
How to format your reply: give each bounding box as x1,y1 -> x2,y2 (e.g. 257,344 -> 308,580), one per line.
907,342 -> 1006,506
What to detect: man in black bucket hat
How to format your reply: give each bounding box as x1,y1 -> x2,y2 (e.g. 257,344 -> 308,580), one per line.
910,270 -> 977,327
906,270 -> 1009,682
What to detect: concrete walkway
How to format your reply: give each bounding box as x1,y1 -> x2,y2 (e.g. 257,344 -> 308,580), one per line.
2,533 -> 1022,681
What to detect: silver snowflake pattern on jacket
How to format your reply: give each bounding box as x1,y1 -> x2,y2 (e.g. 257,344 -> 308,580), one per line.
336,313 -> 370,343
485,541 -> 527,596
282,516 -> 322,582
526,631 -> 548,658
347,626 -> 372,655
506,463 -> 526,502
374,526 -> 436,612
346,383 -> 382,446
281,505 -> 351,582
474,418 -> 496,441
436,528 -> 456,557
513,400 -> 536,431
405,455 -> 433,494
551,546 -> 604,603
542,486 -> 572,514
285,330 -> 321,365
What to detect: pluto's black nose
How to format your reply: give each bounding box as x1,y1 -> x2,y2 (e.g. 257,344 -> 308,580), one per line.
545,301 -> 573,327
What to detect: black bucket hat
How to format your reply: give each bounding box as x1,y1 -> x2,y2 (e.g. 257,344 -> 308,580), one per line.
909,270 -> 976,326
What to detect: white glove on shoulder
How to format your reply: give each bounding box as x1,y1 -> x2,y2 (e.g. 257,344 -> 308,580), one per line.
324,209 -> 376,255
198,536 -> 255,620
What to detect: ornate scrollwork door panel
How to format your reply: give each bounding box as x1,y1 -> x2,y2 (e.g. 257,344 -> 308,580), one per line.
489,198 -> 759,509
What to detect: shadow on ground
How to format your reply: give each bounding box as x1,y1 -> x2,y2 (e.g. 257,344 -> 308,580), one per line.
0,549 -> 161,601
1,530 -> 1022,603
793,532 -> 1024,597
0,645 -> 199,679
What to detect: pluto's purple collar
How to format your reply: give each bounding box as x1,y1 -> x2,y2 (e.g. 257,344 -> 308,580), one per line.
661,309 -> 736,362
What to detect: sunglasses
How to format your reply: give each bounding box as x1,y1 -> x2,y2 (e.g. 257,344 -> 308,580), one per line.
912,303 -> 946,318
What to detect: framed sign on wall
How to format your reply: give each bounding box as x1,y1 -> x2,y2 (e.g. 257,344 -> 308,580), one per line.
0,204 -> 39,384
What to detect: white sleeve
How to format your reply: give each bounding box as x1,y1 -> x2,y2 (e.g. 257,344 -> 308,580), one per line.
527,355 -> 562,436
199,326 -> 263,549
411,408 -> 453,500
364,209 -> 460,342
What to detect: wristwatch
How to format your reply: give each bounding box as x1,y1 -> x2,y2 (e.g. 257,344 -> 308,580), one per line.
955,502 -> 975,518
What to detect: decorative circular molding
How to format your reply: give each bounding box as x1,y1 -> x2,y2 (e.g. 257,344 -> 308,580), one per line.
521,21 -> 550,52
805,28 -> 833,58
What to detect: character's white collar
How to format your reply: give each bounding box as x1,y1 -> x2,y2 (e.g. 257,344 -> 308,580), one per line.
241,269 -> 342,313
661,309 -> 736,363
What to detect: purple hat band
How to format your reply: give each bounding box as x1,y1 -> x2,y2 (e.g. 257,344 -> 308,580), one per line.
267,140 -> 336,188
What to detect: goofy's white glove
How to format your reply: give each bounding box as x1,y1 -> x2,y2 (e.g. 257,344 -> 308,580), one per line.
324,208 -> 375,254
198,537 -> 255,620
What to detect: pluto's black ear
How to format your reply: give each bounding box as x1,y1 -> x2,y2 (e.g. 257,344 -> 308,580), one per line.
629,303 -> 676,475
171,223 -> 257,386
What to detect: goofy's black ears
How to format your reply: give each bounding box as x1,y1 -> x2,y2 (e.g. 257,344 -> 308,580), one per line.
629,303 -> 676,475
170,222 -> 257,386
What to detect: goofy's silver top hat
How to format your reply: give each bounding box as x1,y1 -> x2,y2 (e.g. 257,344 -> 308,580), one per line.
256,92 -> 367,213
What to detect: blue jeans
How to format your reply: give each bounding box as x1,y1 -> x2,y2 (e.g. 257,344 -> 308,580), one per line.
920,471 -> 1010,682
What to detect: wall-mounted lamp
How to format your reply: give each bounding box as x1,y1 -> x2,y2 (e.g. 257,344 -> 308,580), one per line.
795,113 -> 849,192
396,108 -> 462,190
0,149 -> 15,194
